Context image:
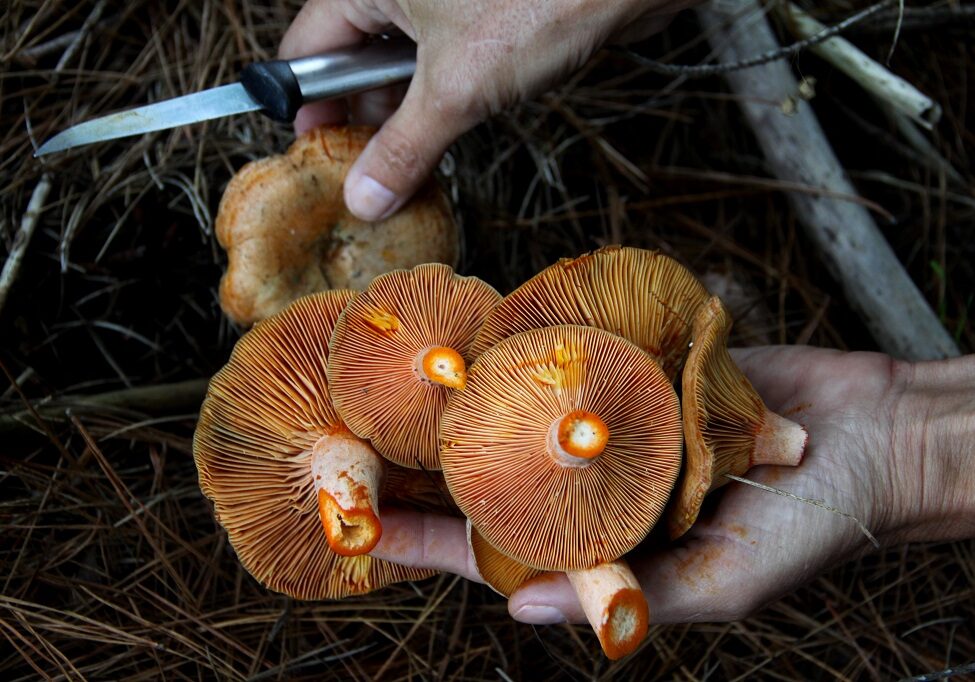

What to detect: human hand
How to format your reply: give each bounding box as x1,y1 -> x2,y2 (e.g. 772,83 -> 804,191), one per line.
279,0 -> 695,221
370,346 -> 975,625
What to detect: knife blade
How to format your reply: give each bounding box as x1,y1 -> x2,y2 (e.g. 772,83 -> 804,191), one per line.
35,39 -> 416,157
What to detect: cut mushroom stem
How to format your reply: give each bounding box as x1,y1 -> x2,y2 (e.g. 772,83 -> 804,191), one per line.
548,410 -> 609,467
753,408 -> 808,466
414,345 -> 467,390
566,559 -> 649,660
311,430 -> 386,557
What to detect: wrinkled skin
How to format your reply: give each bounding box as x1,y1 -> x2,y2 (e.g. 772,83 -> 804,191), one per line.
370,346 -> 975,625
280,0 -> 695,221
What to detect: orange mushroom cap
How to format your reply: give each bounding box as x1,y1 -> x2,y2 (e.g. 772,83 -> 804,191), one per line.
327,263 -> 501,470
468,522 -> 546,597
216,125 -> 459,326
667,296 -> 808,540
441,324 -> 683,571
471,245 -> 710,380
193,290 -> 436,599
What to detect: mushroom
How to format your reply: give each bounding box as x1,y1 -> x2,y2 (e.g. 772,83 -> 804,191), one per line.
441,324 -> 682,658
469,522 -> 648,659
216,125 -> 459,327
193,290 -> 437,599
327,262 -> 501,470
471,245 -> 710,380
666,296 -> 808,540
467,521 -> 544,597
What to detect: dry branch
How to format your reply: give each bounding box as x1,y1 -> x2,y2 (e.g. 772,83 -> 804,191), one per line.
697,0 -> 960,360
777,1 -> 941,129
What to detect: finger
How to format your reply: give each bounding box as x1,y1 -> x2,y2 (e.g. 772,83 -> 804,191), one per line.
509,529 -> 772,626
343,75 -> 478,220
279,0 -> 408,133
279,0 -> 390,59
369,509 -> 484,583
349,83 -> 410,127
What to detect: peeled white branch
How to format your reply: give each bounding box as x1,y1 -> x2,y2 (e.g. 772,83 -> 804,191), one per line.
697,0 -> 959,361
778,2 -> 941,129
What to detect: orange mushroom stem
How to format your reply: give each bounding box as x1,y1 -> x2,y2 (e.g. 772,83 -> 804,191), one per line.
311,430 -> 386,557
413,345 -> 467,390
566,560 -> 650,660
548,410 -> 610,467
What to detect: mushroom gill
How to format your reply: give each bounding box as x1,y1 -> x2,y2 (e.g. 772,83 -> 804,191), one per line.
441,324 -> 683,572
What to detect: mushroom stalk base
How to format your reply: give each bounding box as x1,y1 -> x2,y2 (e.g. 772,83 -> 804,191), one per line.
752,409 -> 808,467
566,560 -> 649,660
311,431 -> 385,557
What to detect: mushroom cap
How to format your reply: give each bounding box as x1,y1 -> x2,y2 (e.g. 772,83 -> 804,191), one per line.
471,245 -> 710,380
441,324 -> 683,571
327,262 -> 502,470
467,522 -> 544,597
666,296 -> 806,540
193,290 -> 436,600
216,125 -> 459,326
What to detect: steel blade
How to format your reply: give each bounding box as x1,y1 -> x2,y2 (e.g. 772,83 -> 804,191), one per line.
34,83 -> 262,157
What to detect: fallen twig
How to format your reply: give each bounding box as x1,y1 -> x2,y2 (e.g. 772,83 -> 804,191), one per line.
696,0 -> 960,360
778,1 -> 940,129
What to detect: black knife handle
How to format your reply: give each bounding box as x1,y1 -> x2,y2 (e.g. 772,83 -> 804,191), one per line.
240,41 -> 417,124
240,60 -> 302,122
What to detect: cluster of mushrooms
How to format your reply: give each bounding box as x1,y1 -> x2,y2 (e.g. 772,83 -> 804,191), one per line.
194,243 -> 808,660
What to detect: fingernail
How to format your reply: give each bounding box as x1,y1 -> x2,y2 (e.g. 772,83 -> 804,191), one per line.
346,174 -> 397,221
512,605 -> 566,625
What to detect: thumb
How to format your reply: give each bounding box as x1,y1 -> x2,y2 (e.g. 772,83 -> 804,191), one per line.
344,75 -> 475,221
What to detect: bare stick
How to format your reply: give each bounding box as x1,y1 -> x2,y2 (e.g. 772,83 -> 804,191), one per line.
0,174 -> 52,317
778,2 -> 940,129
697,0 -> 959,361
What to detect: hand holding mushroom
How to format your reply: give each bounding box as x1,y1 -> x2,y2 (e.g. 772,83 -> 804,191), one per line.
372,345 -> 975,624
279,0 -> 696,221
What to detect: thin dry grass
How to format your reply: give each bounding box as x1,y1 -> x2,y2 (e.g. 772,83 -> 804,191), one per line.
2,0 -> 973,679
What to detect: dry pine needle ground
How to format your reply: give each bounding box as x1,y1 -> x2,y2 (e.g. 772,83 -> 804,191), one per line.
1,0 -> 973,679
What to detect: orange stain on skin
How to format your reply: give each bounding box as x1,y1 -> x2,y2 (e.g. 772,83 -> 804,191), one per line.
727,523 -> 748,540
675,543 -> 727,595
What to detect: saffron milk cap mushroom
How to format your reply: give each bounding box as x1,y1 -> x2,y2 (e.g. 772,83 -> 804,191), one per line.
193,290 -> 436,599
471,245 -> 710,380
444,324 -> 676,658
327,263 -> 502,470
216,126 -> 459,326
441,324 -> 682,570
667,295 -> 808,540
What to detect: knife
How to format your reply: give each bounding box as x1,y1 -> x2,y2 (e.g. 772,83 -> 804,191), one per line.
34,39 -> 416,157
